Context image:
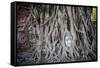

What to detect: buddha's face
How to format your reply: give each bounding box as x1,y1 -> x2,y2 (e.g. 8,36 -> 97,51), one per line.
65,32 -> 72,47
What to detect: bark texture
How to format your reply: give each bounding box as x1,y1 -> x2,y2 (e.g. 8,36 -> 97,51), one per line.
16,4 -> 97,65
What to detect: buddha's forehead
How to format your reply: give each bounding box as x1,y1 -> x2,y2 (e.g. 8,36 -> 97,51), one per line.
65,34 -> 72,40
